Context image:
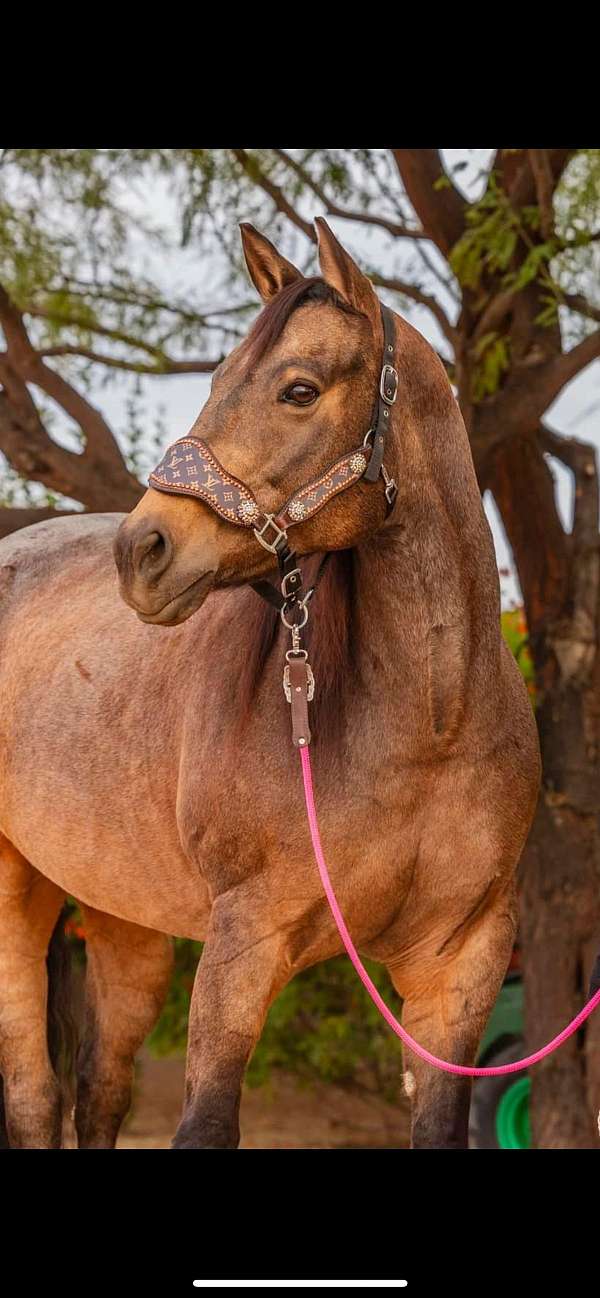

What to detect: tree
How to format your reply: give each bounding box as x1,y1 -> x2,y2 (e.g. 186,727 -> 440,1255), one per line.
2,148 -> 600,1146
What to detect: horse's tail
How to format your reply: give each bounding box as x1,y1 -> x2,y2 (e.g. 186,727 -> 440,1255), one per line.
46,908 -> 79,1117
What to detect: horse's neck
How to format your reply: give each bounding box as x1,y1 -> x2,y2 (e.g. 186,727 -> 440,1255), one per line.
348,477 -> 501,753
354,383 -> 500,676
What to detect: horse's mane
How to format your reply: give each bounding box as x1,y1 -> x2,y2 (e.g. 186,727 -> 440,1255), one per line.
235,280 -> 364,745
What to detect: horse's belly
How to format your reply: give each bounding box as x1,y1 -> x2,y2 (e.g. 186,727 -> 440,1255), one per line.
0,790 -> 212,939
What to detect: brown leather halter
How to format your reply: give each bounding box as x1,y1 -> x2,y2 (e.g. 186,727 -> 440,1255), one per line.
149,302 -> 398,744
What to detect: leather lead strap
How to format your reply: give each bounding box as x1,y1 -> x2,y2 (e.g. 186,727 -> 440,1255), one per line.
363,304 -> 398,484
288,656 -> 312,748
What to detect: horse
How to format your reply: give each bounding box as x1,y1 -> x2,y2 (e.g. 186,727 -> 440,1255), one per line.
0,218 -> 540,1149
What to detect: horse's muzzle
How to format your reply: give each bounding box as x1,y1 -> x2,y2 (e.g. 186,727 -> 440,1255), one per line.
113,515 -> 215,625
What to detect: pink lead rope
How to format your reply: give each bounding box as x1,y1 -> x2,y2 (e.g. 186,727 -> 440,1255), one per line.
300,745 -> 600,1078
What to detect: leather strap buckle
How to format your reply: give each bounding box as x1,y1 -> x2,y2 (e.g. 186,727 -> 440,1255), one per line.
280,566 -> 302,600
380,364 -> 399,405
253,514 -> 288,555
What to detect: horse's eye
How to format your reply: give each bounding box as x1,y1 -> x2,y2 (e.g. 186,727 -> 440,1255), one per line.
282,382 -> 319,406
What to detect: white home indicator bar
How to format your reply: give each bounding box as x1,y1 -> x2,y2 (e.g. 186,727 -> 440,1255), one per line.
192,1283 -> 408,1290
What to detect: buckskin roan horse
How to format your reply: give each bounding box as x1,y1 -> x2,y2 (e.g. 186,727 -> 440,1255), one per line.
0,219 -> 540,1149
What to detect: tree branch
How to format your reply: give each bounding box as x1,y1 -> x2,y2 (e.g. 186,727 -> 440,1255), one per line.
391,150 -> 467,255
538,423 -> 599,547
230,150 -> 316,241
0,381 -> 83,501
271,150 -> 425,240
370,271 -> 456,345
0,284 -> 142,508
25,304 -> 183,364
496,149 -> 575,210
37,346 -> 222,375
414,242 -> 461,303
471,288 -> 518,344
561,294 -> 600,326
527,150 -> 556,239
535,329 -> 600,405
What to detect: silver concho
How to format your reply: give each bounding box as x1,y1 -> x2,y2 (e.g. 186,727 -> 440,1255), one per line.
349,452 -> 367,475
238,499 -> 259,522
288,500 -> 307,521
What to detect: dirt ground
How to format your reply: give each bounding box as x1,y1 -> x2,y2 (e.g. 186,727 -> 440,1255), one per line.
114,1049 -> 411,1150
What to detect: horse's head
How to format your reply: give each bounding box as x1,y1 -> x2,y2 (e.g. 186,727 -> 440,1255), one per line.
114,219 -> 400,626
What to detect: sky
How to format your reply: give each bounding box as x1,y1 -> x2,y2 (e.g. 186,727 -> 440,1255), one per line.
25,149 -> 600,609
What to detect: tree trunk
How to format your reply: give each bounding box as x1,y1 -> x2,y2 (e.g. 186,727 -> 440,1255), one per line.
472,418 -> 600,1148
520,674 -> 600,1147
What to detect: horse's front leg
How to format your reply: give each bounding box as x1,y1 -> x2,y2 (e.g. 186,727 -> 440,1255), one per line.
173,895 -> 291,1149
387,883 -> 518,1150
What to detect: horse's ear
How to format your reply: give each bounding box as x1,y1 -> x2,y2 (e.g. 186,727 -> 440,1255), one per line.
240,223 -> 303,303
315,217 -> 379,323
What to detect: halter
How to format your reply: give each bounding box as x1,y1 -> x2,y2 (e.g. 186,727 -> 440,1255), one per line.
150,302 -> 399,744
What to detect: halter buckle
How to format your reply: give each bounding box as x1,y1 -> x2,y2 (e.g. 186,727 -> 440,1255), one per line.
253,514 -> 289,555
380,364 -> 398,405
280,567 -> 302,600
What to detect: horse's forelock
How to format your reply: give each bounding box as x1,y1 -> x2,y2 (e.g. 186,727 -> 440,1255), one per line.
241,278 -> 364,373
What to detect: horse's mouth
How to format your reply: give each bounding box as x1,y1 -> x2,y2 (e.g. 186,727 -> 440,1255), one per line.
127,570 -> 216,626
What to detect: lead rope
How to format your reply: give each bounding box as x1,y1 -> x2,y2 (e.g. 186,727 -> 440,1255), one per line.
299,745 -> 600,1077
284,618 -> 600,1077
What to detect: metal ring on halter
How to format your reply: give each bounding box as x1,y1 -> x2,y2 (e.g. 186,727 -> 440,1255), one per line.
285,648 -> 308,663
280,601 -> 309,631
363,428 -> 376,448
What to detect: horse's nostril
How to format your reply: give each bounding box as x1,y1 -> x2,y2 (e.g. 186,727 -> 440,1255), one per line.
145,532 -> 165,560
134,528 -> 172,578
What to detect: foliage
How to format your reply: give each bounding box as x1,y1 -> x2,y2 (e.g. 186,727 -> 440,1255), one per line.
147,937 -> 405,1100
501,608 -> 536,705
146,937 -> 203,1056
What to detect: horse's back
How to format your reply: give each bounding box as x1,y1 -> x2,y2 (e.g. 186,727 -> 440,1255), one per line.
0,513 -> 125,608
0,512 -> 216,936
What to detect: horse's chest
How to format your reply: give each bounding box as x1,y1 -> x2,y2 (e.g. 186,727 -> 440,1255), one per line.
177,746 -> 422,946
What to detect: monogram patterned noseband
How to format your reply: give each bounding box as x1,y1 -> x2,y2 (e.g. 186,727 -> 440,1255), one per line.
150,436 -> 373,549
